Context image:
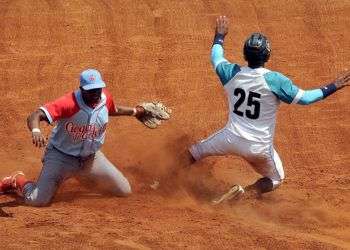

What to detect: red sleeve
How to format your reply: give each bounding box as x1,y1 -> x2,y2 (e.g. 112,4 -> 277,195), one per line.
42,92 -> 80,122
103,89 -> 117,114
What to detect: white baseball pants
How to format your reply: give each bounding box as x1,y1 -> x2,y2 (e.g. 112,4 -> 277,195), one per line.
189,128 -> 285,188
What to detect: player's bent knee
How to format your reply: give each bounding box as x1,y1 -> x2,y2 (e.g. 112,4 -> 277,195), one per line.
23,186 -> 54,207
106,178 -> 132,197
24,194 -> 53,207
116,184 -> 132,197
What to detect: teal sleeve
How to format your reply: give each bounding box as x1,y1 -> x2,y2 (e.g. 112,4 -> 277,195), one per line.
264,71 -> 324,105
216,63 -> 241,86
211,44 -> 241,86
297,89 -> 323,105
264,72 -> 299,104
211,44 -> 227,68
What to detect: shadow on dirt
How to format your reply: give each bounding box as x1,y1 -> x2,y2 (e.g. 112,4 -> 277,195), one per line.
0,199 -> 22,218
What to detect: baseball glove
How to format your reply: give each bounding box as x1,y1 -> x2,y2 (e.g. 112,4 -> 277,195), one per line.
136,102 -> 172,129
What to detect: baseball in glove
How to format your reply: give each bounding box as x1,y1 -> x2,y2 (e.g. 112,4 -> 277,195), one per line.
135,102 -> 172,129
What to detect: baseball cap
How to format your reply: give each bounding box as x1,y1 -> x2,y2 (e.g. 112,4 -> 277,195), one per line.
80,69 -> 106,90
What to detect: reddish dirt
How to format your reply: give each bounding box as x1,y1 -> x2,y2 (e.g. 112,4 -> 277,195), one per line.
0,0 -> 349,249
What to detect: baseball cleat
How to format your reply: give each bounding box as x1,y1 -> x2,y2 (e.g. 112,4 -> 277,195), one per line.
0,171 -> 25,194
211,184 -> 244,205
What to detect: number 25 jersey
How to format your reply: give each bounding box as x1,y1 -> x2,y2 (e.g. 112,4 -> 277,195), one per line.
213,44 -> 323,144
222,66 -> 280,144
216,60 -> 307,144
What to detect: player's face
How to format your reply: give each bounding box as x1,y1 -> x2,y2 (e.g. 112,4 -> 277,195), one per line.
81,87 -> 102,106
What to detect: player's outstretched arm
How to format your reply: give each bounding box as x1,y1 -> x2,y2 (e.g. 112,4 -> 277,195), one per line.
109,105 -> 141,117
110,103 -> 171,129
27,109 -> 49,148
298,70 -> 350,105
265,70 -> 350,105
211,16 -> 241,86
211,16 -> 229,69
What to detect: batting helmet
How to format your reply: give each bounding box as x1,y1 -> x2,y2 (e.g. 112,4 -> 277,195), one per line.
243,33 -> 271,65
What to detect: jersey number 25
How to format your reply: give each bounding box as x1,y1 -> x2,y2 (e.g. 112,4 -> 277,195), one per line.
233,88 -> 261,119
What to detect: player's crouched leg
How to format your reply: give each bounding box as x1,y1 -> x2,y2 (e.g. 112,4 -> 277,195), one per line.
85,174 -> 132,197
84,151 -> 132,197
246,146 -> 285,194
22,182 -> 55,207
106,174 -> 131,197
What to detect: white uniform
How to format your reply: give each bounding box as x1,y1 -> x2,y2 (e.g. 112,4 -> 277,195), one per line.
190,66 -> 285,187
188,44 -> 314,188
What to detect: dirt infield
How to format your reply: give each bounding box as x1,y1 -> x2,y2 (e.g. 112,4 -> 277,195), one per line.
0,0 -> 349,249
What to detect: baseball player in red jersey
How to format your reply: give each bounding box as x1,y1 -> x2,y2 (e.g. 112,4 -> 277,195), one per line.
0,69 -> 170,206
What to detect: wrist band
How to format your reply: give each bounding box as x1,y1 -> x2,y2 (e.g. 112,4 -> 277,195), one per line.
213,33 -> 225,46
32,128 -> 41,133
132,108 -> 137,116
321,83 -> 337,98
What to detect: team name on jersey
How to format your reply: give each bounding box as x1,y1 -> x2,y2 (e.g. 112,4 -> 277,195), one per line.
65,122 -> 107,142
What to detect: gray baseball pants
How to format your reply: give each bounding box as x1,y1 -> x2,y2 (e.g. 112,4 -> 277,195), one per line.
23,144 -> 131,207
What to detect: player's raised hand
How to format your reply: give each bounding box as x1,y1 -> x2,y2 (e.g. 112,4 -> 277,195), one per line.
334,70 -> 350,89
216,16 -> 229,37
32,130 -> 47,148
